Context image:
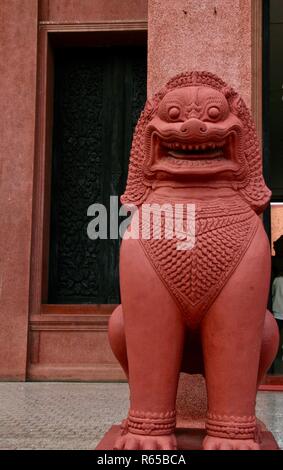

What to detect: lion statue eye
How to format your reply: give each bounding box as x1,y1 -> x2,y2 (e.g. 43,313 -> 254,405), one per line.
168,106 -> 181,120
207,106 -> 221,119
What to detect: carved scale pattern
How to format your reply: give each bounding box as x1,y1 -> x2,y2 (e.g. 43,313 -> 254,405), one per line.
49,48 -> 146,303
139,195 -> 259,328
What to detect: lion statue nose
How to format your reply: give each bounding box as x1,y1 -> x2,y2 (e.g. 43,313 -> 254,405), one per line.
180,118 -> 207,135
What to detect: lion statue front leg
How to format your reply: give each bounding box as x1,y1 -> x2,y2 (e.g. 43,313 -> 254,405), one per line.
112,238 -> 185,450
201,221 -> 272,450
109,223 -> 279,450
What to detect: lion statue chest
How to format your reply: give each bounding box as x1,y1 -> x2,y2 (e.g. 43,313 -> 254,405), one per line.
121,71 -> 270,327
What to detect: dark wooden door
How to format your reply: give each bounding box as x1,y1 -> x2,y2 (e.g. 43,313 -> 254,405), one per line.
48,46 -> 147,304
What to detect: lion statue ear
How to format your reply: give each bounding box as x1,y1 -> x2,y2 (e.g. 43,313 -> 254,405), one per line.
144,98 -> 154,113
227,94 -> 271,214
222,85 -> 237,101
121,95 -> 157,207
239,178 -> 271,215
122,71 -> 271,213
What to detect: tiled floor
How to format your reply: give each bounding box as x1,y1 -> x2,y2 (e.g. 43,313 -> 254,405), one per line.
0,382 -> 282,450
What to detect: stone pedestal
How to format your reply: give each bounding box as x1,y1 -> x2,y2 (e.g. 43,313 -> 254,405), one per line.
96,425 -> 280,451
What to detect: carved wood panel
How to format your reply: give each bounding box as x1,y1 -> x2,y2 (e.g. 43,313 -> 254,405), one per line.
48,46 -> 147,303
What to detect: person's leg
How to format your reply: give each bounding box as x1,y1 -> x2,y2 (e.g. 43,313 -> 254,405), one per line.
275,319 -> 283,367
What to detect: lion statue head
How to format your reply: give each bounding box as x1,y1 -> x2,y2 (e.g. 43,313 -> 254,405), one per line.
122,71 -> 270,214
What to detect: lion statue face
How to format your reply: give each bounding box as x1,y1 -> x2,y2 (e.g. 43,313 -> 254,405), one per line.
144,86 -> 247,181
122,72 -> 270,214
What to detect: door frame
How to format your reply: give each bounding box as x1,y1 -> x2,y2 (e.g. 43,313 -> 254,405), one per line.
28,20 -> 147,381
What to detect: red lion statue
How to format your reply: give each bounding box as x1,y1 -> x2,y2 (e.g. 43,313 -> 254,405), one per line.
108,71 -> 279,450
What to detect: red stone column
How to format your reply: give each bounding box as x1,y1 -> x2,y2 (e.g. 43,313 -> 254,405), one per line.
147,0 -> 257,426
148,0 -> 253,107
0,0 -> 38,379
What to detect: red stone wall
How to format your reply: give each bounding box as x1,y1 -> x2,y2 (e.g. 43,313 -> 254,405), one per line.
40,0 -> 148,22
0,0 -> 38,379
0,0 -> 148,381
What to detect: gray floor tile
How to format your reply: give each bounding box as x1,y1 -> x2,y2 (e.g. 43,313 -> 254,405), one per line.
0,383 -> 281,449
